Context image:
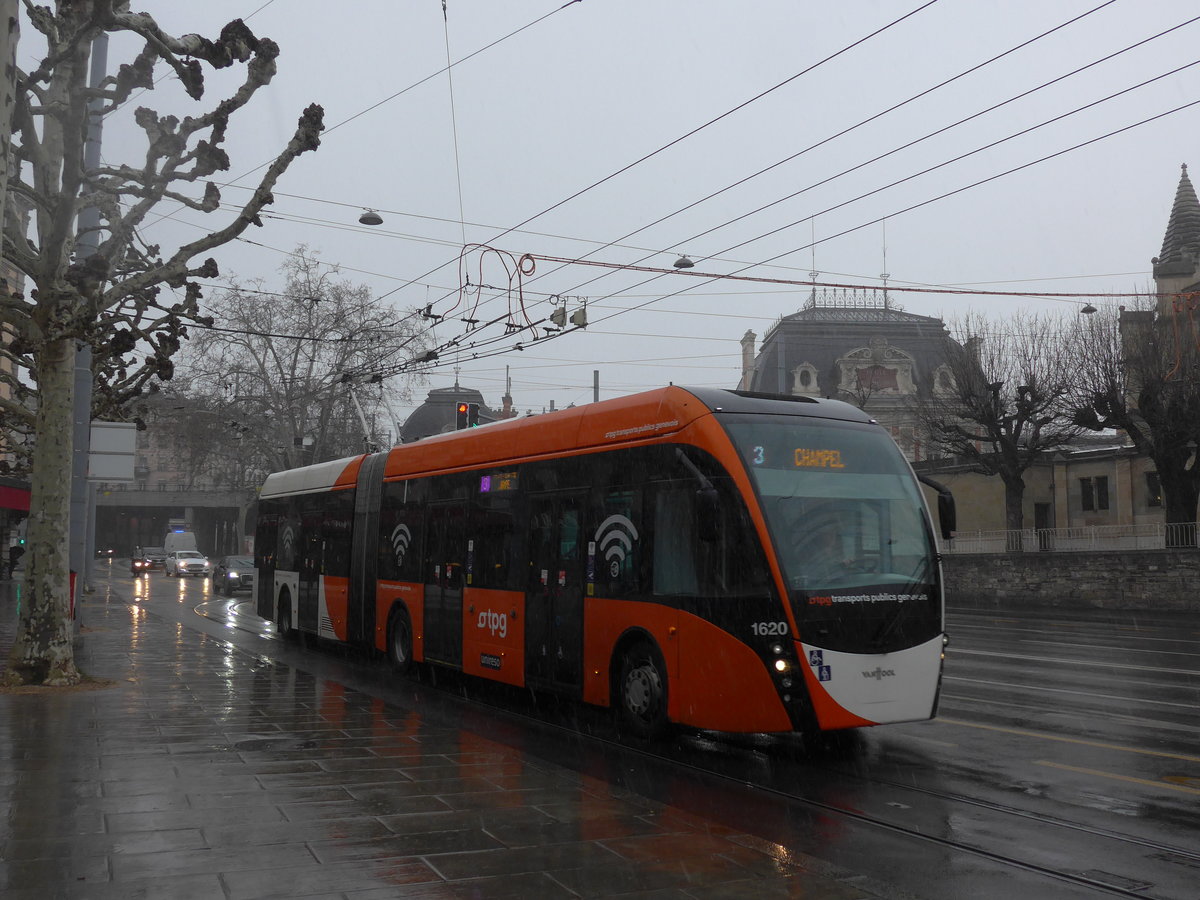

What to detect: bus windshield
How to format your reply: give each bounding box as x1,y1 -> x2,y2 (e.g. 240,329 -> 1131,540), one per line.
723,417 -> 934,594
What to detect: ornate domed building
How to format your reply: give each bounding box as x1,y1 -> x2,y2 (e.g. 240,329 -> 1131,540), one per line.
739,287 -> 960,461
400,383 -> 518,443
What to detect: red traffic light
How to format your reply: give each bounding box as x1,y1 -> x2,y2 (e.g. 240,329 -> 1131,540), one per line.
455,402 -> 469,430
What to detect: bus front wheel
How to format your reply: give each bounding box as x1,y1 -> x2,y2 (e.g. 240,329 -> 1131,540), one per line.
277,593 -> 295,641
617,641 -> 668,738
387,607 -> 413,674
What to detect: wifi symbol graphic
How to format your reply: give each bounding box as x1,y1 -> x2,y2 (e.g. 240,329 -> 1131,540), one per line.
391,524 -> 413,566
594,514 -> 639,578
281,525 -> 296,562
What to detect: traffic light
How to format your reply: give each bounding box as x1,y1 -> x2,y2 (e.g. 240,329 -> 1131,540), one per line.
455,402 -> 469,430
467,403 -> 480,427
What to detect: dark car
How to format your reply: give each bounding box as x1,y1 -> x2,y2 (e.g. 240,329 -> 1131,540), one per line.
132,546 -> 167,575
212,555 -> 255,596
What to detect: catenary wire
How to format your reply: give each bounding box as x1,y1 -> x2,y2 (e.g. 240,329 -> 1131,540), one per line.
408,6 -> 1181,341
512,15 -> 1199,310
160,4 -> 1144,323
365,65 -> 1200,374
515,0 -> 1129,296
138,0 -> 585,231
370,0 -> 943,305
387,97 -> 1200,380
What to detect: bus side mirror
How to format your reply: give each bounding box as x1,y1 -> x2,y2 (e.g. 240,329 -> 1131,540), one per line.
917,474 -> 956,541
697,487 -> 720,542
936,491 -> 956,540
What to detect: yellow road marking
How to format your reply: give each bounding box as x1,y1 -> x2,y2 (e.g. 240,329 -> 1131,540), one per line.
1035,761 -> 1200,796
938,717 -> 1200,764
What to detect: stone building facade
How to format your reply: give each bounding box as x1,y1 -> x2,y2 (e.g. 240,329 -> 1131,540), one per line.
739,287 -> 957,461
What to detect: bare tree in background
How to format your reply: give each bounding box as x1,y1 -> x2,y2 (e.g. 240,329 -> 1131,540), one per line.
0,3 -> 323,685
175,249 -> 429,477
1068,299 -> 1200,546
909,311 -> 1082,537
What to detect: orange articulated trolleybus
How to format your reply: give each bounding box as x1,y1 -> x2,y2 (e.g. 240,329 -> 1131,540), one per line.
255,386 -> 953,737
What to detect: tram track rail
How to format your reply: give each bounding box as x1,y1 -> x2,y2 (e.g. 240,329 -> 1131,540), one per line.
400,667 -> 1193,899
183,592 -> 1194,899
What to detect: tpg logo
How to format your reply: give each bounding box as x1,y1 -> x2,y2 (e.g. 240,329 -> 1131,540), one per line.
862,667 -> 896,681
477,609 -> 508,639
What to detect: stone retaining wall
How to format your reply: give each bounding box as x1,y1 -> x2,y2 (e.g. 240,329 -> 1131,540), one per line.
941,550 -> 1200,611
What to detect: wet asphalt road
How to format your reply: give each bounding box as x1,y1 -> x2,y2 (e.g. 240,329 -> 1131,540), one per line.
35,562 -> 1200,897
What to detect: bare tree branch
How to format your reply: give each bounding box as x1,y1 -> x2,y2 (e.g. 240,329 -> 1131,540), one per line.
909,310 -> 1082,531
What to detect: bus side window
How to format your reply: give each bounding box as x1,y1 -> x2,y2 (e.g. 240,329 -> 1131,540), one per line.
255,509 -> 279,570
300,498 -> 323,576
593,488 -> 641,596
322,490 -> 353,577
473,497 -> 518,590
653,486 -> 699,596
277,499 -> 300,572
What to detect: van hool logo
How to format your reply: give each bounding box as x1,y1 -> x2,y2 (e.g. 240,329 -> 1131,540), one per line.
595,514 -> 639,579
390,524 -> 412,567
862,667 -> 896,681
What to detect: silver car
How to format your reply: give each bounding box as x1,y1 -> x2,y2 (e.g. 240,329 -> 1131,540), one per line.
165,550 -> 211,578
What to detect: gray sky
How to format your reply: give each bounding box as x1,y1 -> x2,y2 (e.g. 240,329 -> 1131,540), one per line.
79,1 -> 1200,420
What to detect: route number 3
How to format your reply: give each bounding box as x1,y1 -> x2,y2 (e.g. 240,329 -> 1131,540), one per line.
751,621 -> 789,636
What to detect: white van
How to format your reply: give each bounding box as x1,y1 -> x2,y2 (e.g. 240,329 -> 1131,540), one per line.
163,532 -> 199,555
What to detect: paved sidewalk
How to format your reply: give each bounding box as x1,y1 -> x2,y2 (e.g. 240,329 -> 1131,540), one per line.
1,576 -> 892,899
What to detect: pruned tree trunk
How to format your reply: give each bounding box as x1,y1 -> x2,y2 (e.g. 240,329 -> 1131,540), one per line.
1160,469 -> 1199,548
3,336 -> 79,685
2,4 -> 325,685
1003,476 -> 1025,551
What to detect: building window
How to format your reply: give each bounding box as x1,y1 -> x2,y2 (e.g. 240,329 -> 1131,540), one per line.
1080,476 -> 1109,512
1146,472 -> 1162,508
791,363 -> 819,396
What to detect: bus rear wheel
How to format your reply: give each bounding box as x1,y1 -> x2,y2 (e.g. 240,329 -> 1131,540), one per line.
387,607 -> 413,674
617,641 -> 668,738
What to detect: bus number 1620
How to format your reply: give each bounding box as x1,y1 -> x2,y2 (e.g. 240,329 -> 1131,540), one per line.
752,621 -> 790,637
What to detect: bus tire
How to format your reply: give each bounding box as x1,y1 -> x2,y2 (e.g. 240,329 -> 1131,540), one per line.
277,591 -> 295,641
387,606 -> 414,674
616,640 -> 668,738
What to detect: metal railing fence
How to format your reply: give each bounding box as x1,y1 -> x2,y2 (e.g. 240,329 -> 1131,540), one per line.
942,523 -> 1199,553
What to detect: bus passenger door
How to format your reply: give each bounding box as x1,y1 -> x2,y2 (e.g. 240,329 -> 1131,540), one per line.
424,502 -> 465,667
526,492 -> 585,692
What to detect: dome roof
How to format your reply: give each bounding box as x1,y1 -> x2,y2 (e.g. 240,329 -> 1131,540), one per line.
747,290 -> 956,398
400,386 -> 495,443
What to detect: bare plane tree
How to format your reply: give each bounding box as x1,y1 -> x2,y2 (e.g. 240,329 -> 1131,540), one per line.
909,311 -> 1082,538
175,248 -> 429,478
1,3 -> 324,685
1068,298 -> 1200,546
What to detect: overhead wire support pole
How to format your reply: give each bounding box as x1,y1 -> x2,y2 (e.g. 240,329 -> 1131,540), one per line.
441,0 -> 468,249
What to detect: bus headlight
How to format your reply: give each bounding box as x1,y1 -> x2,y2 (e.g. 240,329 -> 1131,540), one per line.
774,658 -> 790,673
771,643 -> 784,655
